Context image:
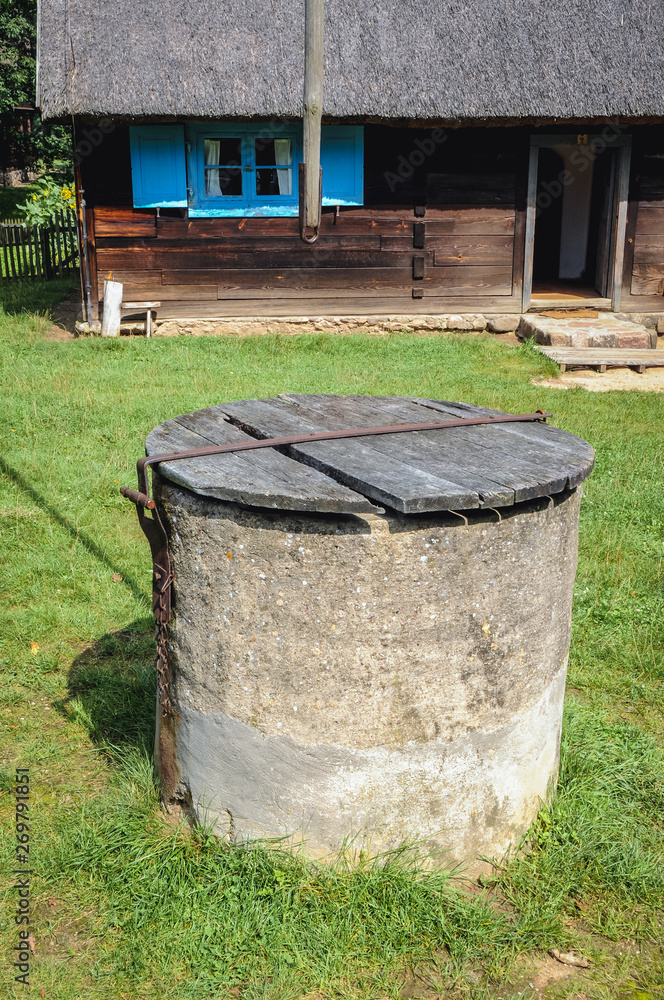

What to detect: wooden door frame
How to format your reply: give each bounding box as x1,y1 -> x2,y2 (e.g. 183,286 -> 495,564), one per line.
521,132 -> 632,312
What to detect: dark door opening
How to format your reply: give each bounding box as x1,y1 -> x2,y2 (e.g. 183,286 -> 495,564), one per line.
532,142 -> 616,302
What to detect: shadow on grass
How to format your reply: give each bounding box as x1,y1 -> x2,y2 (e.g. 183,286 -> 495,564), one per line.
0,456 -> 151,611
62,621 -> 156,755
0,275 -> 78,316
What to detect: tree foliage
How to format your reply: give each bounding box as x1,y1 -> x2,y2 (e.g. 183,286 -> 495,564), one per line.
0,0 -> 71,173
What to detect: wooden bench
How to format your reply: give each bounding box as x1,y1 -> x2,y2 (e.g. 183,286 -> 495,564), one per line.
121,300 -> 161,338
101,279 -> 160,337
537,346 -> 664,373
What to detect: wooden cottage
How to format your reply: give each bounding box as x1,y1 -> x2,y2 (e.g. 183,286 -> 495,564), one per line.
37,0 -> 664,322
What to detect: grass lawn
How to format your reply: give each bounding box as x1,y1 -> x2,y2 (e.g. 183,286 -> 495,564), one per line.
0,279 -> 662,999
0,182 -> 41,222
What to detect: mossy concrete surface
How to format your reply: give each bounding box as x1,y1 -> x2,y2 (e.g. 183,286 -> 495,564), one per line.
158,480 -> 581,863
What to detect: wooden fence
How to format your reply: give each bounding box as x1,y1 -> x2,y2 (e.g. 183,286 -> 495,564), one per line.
0,212 -> 79,281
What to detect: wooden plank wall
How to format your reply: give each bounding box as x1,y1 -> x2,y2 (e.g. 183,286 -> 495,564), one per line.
622,139 -> 664,312
92,203 -> 521,318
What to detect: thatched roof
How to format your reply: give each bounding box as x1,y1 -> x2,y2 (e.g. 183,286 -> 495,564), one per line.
38,0 -> 664,123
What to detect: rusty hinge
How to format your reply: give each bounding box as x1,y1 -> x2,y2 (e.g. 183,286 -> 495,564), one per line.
121,410 -> 551,713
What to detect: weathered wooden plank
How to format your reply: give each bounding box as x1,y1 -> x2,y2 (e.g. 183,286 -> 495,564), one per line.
213,267 -> 411,290
219,394 -> 593,509
164,259 -> 435,286
5,228 -> 16,279
299,407 -> 515,506
421,208 -> 516,235
144,294 -> 520,320
157,213 -> 414,239
9,228 -> 18,279
116,283 -> 217,302
147,415 -> 377,513
620,293 -> 664,312
277,395 -> 510,499
411,399 -> 594,486
212,267 -> 411,298
218,285 -> 413,300
537,347 -> 664,368
317,215 -> 412,235
633,202 -> 664,235
98,235 -> 383,252
145,394 -> 596,517
102,269 -> 162,285
219,398 -> 481,513
424,265 -> 513,295
630,263 -> 664,296
426,236 -> 514,266
0,229 -> 9,281
97,248 -> 426,271
288,395 -> 570,502
511,161 -> 527,303
632,235 -> 664,265
93,206 -> 157,238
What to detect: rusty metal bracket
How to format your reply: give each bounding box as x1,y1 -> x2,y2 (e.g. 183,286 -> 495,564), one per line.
120,409 -> 551,714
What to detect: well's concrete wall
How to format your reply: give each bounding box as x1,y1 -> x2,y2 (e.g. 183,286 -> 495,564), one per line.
156,480 -> 581,864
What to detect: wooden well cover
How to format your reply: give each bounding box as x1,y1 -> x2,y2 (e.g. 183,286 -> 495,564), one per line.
146,395 -> 595,514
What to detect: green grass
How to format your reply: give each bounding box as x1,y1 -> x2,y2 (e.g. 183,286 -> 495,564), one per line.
0,181 -> 41,222
0,279 -> 662,999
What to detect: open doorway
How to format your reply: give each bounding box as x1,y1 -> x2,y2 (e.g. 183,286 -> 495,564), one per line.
531,140 -> 617,304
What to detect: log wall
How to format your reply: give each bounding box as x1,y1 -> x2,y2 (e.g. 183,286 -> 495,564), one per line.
622,128 -> 664,312
91,203 -> 521,318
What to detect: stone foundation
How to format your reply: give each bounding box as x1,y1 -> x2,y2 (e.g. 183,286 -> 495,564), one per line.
151,314 -> 504,338
74,312 -> 664,341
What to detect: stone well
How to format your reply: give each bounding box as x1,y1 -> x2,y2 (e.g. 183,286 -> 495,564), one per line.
145,394 -> 594,864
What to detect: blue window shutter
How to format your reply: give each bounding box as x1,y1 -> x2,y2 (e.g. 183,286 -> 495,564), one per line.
321,126 -> 364,206
129,125 -> 187,208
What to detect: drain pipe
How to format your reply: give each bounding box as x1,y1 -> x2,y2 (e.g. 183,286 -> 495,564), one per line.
301,0 -> 324,241
72,119 -> 93,324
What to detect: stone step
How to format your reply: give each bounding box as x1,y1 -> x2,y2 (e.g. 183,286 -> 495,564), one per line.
517,315 -> 656,349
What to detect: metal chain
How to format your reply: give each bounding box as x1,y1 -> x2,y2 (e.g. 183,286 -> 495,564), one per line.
156,621 -> 171,716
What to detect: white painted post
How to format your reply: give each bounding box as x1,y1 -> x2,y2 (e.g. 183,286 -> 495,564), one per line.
100,280 -> 123,338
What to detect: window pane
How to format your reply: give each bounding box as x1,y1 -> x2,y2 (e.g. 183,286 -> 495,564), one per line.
256,167 -> 292,197
255,137 -> 292,167
204,137 -> 241,166
205,167 -> 242,196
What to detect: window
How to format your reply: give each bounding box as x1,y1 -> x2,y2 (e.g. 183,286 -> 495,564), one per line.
130,124 -> 364,217
188,124 -> 300,217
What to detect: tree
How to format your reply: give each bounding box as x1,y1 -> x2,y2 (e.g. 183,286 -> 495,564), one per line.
0,0 -> 71,178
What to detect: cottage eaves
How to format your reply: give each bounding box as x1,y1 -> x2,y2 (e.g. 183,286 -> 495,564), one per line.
37,0 -> 664,123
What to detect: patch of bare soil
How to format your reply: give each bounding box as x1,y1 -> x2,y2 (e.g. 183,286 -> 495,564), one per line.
44,293 -> 80,340
502,950 -> 589,998
540,309 -> 599,319
31,895 -> 100,969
